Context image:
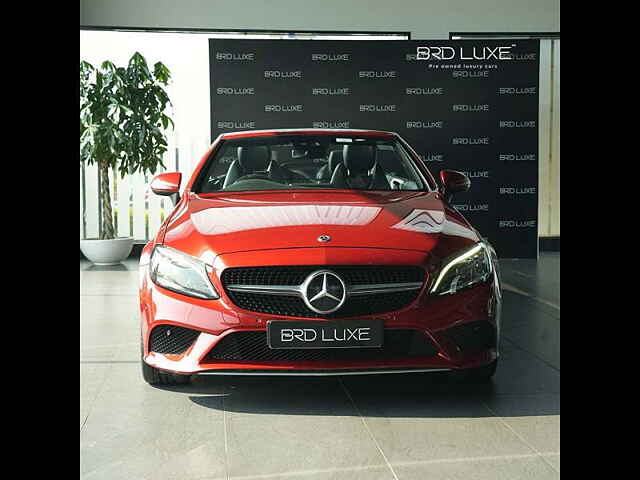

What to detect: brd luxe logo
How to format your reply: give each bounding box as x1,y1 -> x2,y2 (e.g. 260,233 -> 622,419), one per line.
423,154 -> 444,162
416,45 -> 513,61
313,121 -> 350,128
499,220 -> 536,228
216,52 -> 255,61
265,104 -> 303,112
454,204 -> 489,212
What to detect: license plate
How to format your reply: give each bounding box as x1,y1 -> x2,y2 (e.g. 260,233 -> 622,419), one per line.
267,320 -> 384,349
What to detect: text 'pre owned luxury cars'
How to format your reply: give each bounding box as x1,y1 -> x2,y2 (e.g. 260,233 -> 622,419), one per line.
139,129 -> 502,385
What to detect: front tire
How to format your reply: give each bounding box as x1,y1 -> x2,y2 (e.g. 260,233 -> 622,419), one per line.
141,337 -> 191,386
456,359 -> 498,383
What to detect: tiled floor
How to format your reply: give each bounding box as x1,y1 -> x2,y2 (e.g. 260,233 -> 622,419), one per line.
80,253 -> 560,480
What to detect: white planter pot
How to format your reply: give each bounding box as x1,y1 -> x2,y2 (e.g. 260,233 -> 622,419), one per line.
80,237 -> 134,265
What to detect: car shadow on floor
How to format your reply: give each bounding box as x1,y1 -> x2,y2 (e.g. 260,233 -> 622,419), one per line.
153,361 -> 559,418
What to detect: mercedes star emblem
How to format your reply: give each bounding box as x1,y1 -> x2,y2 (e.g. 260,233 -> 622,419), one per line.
317,235 -> 331,243
301,270 -> 346,314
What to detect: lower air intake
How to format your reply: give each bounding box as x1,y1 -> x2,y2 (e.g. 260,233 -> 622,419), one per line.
149,325 -> 200,355
445,321 -> 497,354
204,329 -> 438,363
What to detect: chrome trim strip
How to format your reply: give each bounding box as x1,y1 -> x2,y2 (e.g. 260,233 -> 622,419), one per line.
196,368 -> 451,376
226,285 -> 302,296
348,282 -> 423,296
226,281 -> 423,297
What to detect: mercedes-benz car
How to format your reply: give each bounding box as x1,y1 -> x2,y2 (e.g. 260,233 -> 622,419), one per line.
139,129 -> 502,385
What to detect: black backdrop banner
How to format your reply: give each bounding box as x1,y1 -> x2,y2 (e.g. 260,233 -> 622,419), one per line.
209,39 -> 540,258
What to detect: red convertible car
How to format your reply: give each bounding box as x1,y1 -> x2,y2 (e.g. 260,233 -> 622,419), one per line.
139,129 -> 502,385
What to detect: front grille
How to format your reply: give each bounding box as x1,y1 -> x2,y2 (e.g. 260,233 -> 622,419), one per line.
445,321 -> 497,354
222,265 -> 424,287
149,325 -> 200,354
221,266 -> 425,318
204,329 -> 438,363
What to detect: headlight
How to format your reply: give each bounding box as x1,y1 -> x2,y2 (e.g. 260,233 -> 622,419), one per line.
150,245 -> 219,300
430,242 -> 492,295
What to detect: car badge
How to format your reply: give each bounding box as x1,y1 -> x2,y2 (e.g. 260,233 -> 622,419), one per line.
301,270 -> 347,314
317,235 -> 331,243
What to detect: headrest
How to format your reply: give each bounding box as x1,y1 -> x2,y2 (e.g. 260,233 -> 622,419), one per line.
237,146 -> 270,172
327,150 -> 343,172
343,145 -> 376,173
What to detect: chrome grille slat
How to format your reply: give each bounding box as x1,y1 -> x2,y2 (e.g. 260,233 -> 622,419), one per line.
226,282 -> 423,296
227,285 -> 302,296
348,282 -> 423,295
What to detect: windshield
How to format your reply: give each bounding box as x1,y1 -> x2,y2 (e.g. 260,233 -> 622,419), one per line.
194,135 -> 427,193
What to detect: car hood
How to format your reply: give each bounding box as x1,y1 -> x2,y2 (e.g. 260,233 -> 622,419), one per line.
162,190 -> 480,262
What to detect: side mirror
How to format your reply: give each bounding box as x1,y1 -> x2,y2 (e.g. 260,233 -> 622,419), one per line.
150,172 -> 182,205
439,170 -> 470,203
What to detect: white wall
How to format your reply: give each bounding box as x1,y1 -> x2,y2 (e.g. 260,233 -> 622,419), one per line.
80,0 -> 560,39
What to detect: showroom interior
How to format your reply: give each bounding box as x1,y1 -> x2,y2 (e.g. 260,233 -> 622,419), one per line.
80,1 -> 560,479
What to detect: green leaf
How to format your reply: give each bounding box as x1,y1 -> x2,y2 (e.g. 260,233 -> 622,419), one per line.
80,53 -> 174,178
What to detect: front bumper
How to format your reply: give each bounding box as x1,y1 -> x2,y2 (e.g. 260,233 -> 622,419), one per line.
140,257 -> 500,376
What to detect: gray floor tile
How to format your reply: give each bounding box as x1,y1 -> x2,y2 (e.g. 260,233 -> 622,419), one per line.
484,395 -> 560,454
80,295 -> 139,356
362,414 -> 535,465
230,465 -> 394,479
393,454 -> 559,480
81,366 -> 226,480
80,267 -> 139,296
225,412 -> 388,479
500,295 -> 560,369
492,341 -> 560,395
203,377 -> 389,479
80,363 -> 112,428
500,255 -> 560,309
542,453 -> 560,472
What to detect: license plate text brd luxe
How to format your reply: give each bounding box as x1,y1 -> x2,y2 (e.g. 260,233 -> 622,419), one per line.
267,320 -> 384,349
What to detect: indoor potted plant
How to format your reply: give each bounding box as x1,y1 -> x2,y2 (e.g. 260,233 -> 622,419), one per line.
80,52 -> 173,265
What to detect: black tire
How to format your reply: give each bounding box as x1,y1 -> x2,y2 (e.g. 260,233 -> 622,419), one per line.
455,360 -> 498,383
467,359 -> 498,382
141,336 -> 191,386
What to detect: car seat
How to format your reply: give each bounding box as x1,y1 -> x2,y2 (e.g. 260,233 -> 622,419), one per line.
329,145 -> 391,190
